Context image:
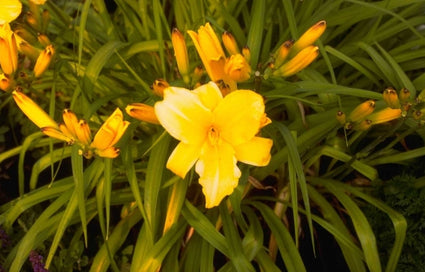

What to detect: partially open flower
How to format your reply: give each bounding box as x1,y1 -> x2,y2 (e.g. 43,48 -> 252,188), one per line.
224,54 -> 251,82
90,108 -> 130,158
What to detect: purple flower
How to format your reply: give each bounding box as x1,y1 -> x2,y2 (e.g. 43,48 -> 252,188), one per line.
29,251 -> 49,272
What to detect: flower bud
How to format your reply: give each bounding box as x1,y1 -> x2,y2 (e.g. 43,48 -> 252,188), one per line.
273,45 -> 319,77
62,109 -> 79,138
368,107 -> 402,124
348,100 -> 375,122
192,65 -> 204,85
125,103 -> 159,124
12,88 -> 59,129
0,73 -> 13,91
413,109 -> 424,120
42,126 -> 74,144
274,40 -> 293,68
399,88 -> 410,102
152,78 -> 169,97
33,44 -> 55,77
222,31 -> 240,55
37,33 -> 51,47
171,28 -> 190,83
242,46 -> 251,63
336,111 -> 346,125
353,119 -> 372,131
382,87 -> 400,109
290,20 -> 326,57
18,40 -> 40,61
224,53 -> 251,82
0,24 -> 18,75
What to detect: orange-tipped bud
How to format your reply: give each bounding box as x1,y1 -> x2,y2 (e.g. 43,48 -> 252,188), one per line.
290,20 -> 326,57
37,33 -> 51,47
222,31 -> 240,55
399,88 -> 410,102
18,40 -> 40,61
125,103 -> 160,124
348,100 -> 375,122
273,45 -> 319,77
274,40 -> 293,68
413,109 -> 423,120
26,12 -> 40,30
76,120 -> 92,145
62,109 -> 79,138
0,0 -> 22,25
152,78 -> 169,97
336,111 -> 346,125
224,53 -> 251,82
242,46 -> 251,63
368,107 -> 402,125
0,73 -> 13,91
12,89 -> 59,129
171,28 -> 190,83
383,87 -> 400,109
33,44 -> 55,77
0,24 -> 18,75
353,119 -> 372,131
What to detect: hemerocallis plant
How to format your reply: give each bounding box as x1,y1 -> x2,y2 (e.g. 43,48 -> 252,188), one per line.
154,81 -> 273,208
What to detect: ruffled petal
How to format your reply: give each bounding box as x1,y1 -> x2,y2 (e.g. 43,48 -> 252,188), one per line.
234,136 -> 273,166
155,87 -> 212,144
195,141 -> 241,208
214,90 -> 265,146
166,142 -> 202,178
192,81 -> 223,111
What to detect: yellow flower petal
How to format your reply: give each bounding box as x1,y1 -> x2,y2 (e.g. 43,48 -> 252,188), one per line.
41,127 -> 74,144
0,0 -> 22,24
234,136 -> 273,166
91,108 -> 129,151
192,81 -> 223,110
195,141 -> 240,208
166,142 -> 202,178
96,147 -> 120,158
155,87 -> 212,144
12,90 -> 59,129
214,90 -> 265,146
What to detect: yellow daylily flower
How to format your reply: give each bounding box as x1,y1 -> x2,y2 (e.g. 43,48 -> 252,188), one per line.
0,0 -> 22,25
155,82 -> 273,208
90,108 -> 130,158
126,103 -> 160,124
0,23 -> 18,75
